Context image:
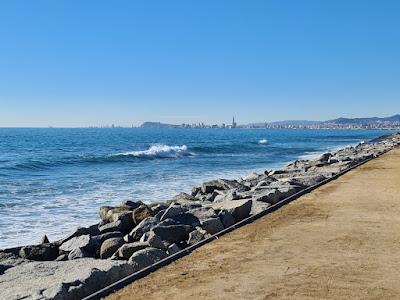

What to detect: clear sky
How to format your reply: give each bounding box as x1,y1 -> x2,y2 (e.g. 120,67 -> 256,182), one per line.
0,0 -> 399,127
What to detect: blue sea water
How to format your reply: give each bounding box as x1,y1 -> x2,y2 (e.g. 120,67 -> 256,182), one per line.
0,128 -> 393,248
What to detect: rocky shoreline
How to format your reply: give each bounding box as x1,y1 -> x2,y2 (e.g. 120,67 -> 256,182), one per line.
1,133 -> 399,300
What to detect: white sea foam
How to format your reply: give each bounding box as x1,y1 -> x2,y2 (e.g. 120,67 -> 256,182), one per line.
258,139 -> 268,144
113,145 -> 193,159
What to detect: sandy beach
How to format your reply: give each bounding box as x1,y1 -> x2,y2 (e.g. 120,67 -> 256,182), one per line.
108,146 -> 400,300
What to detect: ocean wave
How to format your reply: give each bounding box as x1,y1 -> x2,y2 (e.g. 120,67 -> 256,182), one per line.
257,139 -> 268,144
111,145 -> 194,159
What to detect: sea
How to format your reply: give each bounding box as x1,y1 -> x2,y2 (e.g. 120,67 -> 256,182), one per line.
0,128 -> 394,248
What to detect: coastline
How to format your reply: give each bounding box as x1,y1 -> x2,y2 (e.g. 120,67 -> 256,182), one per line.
108,145 -> 400,300
0,133 -> 399,299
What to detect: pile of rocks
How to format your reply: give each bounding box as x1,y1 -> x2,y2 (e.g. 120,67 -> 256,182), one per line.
1,134 -> 399,299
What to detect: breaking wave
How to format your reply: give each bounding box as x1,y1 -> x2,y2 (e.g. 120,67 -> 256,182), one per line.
111,145 -> 194,159
257,139 -> 268,144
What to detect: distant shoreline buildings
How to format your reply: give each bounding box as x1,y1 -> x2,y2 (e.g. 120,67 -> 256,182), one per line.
138,115 -> 400,130
87,114 -> 400,130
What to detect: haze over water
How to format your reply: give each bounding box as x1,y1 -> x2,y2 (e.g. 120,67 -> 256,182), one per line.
0,128 -> 393,248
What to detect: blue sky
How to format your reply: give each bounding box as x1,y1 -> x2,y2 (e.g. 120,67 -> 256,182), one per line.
0,0 -> 399,127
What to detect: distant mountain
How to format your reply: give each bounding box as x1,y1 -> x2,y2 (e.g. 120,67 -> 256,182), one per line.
327,114 -> 400,125
140,122 -> 179,128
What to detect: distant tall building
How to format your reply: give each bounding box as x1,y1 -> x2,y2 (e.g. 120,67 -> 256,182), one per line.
232,116 -> 237,128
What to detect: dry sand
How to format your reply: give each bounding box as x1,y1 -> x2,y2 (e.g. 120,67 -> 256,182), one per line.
108,147 -> 400,300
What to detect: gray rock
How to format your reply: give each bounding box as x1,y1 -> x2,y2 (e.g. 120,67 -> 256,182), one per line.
59,235 -> 95,254
68,248 -> 89,260
189,207 -> 218,221
100,237 -> 124,259
218,210 -> 236,228
253,183 -> 301,204
160,204 -> 185,221
168,213 -> 200,227
191,186 -> 201,197
0,258 -> 135,300
211,199 -> 252,222
19,244 -> 59,261
59,224 -> 100,245
98,220 -> 123,234
172,192 -> 197,202
187,228 -> 207,245
213,189 -> 240,202
92,231 -> 123,246
150,203 -> 168,215
152,225 -> 192,244
128,248 -> 168,272
113,242 -> 149,260
147,231 -> 170,250
132,204 -> 154,225
241,172 -> 260,181
128,216 -> 159,241
252,189 -> 282,204
200,218 -> 224,235
318,152 -> 333,162
166,244 -> 181,255
99,206 -> 135,231
287,174 -> 326,187
250,200 -> 271,215
201,179 -> 242,194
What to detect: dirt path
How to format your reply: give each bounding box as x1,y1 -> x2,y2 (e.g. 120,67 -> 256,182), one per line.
108,148 -> 400,300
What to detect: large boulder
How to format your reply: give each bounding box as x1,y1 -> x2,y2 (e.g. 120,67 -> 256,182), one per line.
200,218 -> 224,235
201,179 -> 243,194
218,210 -> 236,228
211,199 -> 252,222
253,183 -> 301,204
58,224 -> 100,245
59,235 -> 96,254
147,231 -> 170,250
160,204 -> 185,221
133,204 -> 154,225
318,152 -> 333,162
189,207 -> 218,221
19,244 -> 59,261
98,220 -> 123,234
99,203 -> 141,231
128,248 -> 168,272
213,189 -> 241,202
286,174 -> 326,187
100,237 -> 124,259
152,225 -> 192,244
250,200 -> 271,215
128,217 -> 159,241
0,258 -> 135,300
112,242 -> 149,260
252,189 -> 282,204
171,192 -> 198,202
168,213 -> 200,227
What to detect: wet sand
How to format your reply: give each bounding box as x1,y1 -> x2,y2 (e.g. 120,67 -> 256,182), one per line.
108,147 -> 400,300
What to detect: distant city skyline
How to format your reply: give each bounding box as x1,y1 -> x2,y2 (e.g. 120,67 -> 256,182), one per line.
1,1 -> 400,127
